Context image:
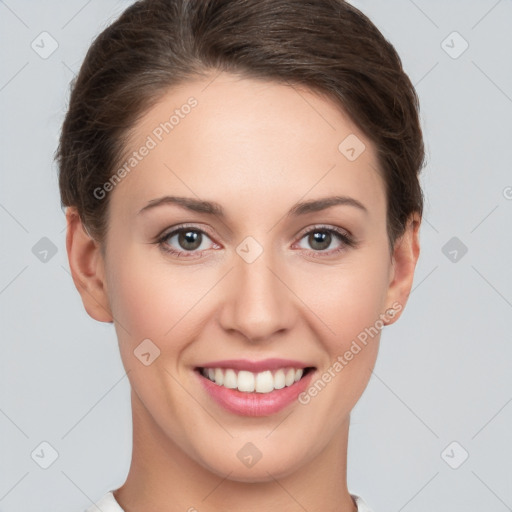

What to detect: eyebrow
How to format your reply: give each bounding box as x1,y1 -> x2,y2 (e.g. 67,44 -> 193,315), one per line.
137,195 -> 368,217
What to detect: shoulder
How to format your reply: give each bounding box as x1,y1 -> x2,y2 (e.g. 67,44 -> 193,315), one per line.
84,491 -> 124,512
351,493 -> 375,512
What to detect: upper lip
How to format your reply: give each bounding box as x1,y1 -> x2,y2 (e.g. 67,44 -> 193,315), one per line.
196,358 -> 314,373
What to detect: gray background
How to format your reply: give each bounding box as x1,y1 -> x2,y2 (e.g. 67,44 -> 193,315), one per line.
1,1 -> 511,511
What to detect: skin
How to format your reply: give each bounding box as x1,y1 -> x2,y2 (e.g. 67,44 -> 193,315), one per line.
66,71 -> 421,512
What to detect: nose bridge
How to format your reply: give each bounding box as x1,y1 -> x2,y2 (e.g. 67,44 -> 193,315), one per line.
219,239 -> 293,341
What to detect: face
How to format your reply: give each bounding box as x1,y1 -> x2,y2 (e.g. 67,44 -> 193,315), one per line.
70,72 -> 418,482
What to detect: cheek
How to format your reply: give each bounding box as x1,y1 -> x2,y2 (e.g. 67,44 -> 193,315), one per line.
306,253 -> 390,344
106,246 -> 217,356
302,260 -> 389,408
303,253 -> 389,409
106,246 -> 184,341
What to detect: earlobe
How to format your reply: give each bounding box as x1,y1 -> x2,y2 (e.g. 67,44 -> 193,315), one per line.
65,207 -> 113,323
383,213 -> 421,326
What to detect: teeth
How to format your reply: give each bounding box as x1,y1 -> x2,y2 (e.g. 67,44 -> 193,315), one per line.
201,367 -> 307,393
274,369 -> 286,389
223,369 -> 237,389
237,371 -> 255,392
214,368 -> 224,386
255,370 -> 274,393
286,368 -> 296,386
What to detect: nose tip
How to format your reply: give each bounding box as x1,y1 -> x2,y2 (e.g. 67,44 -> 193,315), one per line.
218,254 -> 295,342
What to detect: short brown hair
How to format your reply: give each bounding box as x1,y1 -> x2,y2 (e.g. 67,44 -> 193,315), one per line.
56,0 -> 425,250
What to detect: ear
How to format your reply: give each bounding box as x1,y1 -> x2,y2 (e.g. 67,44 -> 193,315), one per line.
65,206 -> 113,323
383,212 -> 421,326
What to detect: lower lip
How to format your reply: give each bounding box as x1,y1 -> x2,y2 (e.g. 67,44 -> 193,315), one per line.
195,368 -> 316,417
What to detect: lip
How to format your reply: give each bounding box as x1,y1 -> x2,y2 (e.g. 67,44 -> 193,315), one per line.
194,366 -> 316,417
195,358 -> 312,373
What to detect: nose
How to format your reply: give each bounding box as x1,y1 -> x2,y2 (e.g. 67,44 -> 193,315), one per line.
218,246 -> 296,343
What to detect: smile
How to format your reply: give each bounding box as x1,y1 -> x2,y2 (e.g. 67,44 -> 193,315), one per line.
198,366 -> 314,394
194,361 -> 317,416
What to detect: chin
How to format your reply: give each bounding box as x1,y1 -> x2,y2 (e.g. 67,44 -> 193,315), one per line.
198,445 -> 306,483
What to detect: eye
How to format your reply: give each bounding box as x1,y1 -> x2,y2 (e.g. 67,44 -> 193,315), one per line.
295,225 -> 356,256
157,225 -> 218,259
155,223 -> 356,260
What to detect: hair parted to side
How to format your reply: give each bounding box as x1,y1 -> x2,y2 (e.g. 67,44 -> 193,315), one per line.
56,0 -> 425,251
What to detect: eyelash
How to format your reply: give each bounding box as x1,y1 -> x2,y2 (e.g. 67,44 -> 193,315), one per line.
155,223 -> 356,259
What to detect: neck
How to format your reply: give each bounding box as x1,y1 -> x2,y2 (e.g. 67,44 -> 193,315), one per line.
114,390 -> 357,512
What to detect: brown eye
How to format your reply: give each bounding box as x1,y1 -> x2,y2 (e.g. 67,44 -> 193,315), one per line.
157,225 -> 217,258
176,230 -> 202,251
295,225 -> 356,257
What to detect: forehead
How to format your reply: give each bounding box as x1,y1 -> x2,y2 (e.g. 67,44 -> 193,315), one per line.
110,72 -> 386,222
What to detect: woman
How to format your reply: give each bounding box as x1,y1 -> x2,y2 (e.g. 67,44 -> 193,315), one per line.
57,0 -> 424,510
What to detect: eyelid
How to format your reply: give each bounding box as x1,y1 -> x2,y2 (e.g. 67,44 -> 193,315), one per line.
156,222 -> 215,240
296,223 -> 352,240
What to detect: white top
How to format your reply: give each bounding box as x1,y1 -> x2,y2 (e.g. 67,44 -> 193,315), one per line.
84,491 -> 374,511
